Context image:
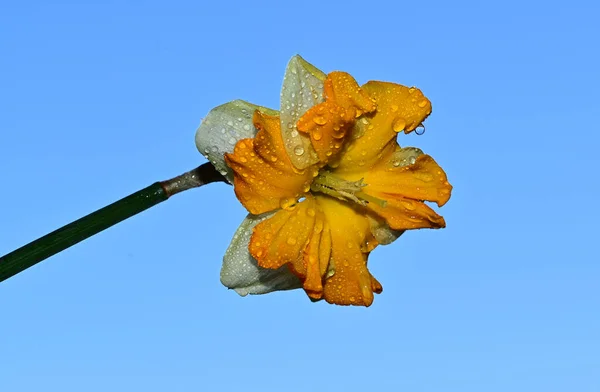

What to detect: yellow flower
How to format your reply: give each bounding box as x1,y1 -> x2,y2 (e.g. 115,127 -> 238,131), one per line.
196,55 -> 452,306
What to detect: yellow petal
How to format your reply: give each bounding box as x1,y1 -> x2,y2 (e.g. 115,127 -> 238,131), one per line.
225,111 -> 316,215
297,72 -> 376,163
335,81 -> 432,174
249,196 -> 331,299
366,196 -> 447,230
318,196 -> 382,307
364,151 -> 452,208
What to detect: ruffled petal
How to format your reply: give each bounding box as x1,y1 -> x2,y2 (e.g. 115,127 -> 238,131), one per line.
249,195 -> 332,300
318,196 -> 382,307
195,100 -> 278,183
360,147 -> 452,230
221,213 -> 302,296
334,82 -> 432,175
279,55 -> 326,170
225,111 -> 316,215
297,72 -> 377,164
364,149 -> 452,207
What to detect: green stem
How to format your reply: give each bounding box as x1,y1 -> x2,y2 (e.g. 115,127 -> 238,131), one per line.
0,162 -> 227,283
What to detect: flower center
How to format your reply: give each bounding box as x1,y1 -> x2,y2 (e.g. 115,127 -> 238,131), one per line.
310,170 -> 387,208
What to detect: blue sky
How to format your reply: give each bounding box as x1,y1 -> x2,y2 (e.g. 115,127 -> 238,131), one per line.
1,0 -> 598,391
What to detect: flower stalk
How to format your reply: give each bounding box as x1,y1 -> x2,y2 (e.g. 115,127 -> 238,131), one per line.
0,162 -> 226,283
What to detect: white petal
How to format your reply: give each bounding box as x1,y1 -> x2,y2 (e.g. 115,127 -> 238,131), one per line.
389,146 -> 424,168
221,212 -> 302,296
195,100 -> 278,183
279,55 -> 326,170
368,215 -> 405,245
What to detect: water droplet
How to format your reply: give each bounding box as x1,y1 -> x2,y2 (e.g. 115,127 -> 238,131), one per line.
313,129 -> 323,141
415,124 -> 426,135
408,87 -> 416,94
392,117 -> 406,133
270,156 -> 278,162
290,130 -> 299,137
228,137 -> 236,145
294,146 -> 305,156
243,124 -> 251,131
313,116 -> 327,125
409,156 -> 417,165
307,208 -> 316,217
240,157 -> 247,163
287,237 -> 297,245
237,117 -> 243,122
391,104 -> 398,112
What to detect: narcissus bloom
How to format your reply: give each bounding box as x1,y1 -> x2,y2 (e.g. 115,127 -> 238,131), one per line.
196,56 -> 452,306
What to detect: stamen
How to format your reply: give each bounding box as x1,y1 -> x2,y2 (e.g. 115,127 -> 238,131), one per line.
311,171 -> 387,207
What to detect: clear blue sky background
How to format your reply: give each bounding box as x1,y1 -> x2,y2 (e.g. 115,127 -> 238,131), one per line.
1,1 -> 598,391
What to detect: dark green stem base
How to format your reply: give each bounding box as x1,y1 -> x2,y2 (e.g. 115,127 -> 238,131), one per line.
0,162 -> 226,283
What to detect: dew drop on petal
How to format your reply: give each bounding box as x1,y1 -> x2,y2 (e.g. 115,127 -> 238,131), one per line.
415,124 -> 426,135
313,129 -> 323,141
313,116 -> 328,125
392,117 -> 406,133
418,99 -> 428,108
287,237 -> 297,245
294,146 -> 305,156
391,104 -> 398,112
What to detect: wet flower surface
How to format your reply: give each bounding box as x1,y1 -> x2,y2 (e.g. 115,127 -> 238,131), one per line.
196,56 -> 452,306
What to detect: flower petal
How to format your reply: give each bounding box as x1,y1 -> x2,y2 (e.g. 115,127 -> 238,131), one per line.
359,148 -> 452,230
335,82 -> 432,174
318,196 -> 382,307
364,150 -> 452,208
297,72 -> 376,163
224,111 -> 316,215
367,215 -> 404,245
279,55 -> 326,170
221,212 -> 302,296
195,100 -> 278,183
249,196 -> 332,300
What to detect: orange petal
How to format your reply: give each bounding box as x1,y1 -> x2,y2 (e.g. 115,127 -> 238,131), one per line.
366,196 -> 447,230
297,72 -> 376,163
317,196 -> 382,307
335,81 -> 432,174
249,196 -> 331,300
364,151 -> 452,208
357,149 -> 452,231
225,111 -> 316,215
249,196 -> 316,270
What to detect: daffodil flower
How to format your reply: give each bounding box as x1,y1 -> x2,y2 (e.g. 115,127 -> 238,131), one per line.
195,55 -> 452,306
